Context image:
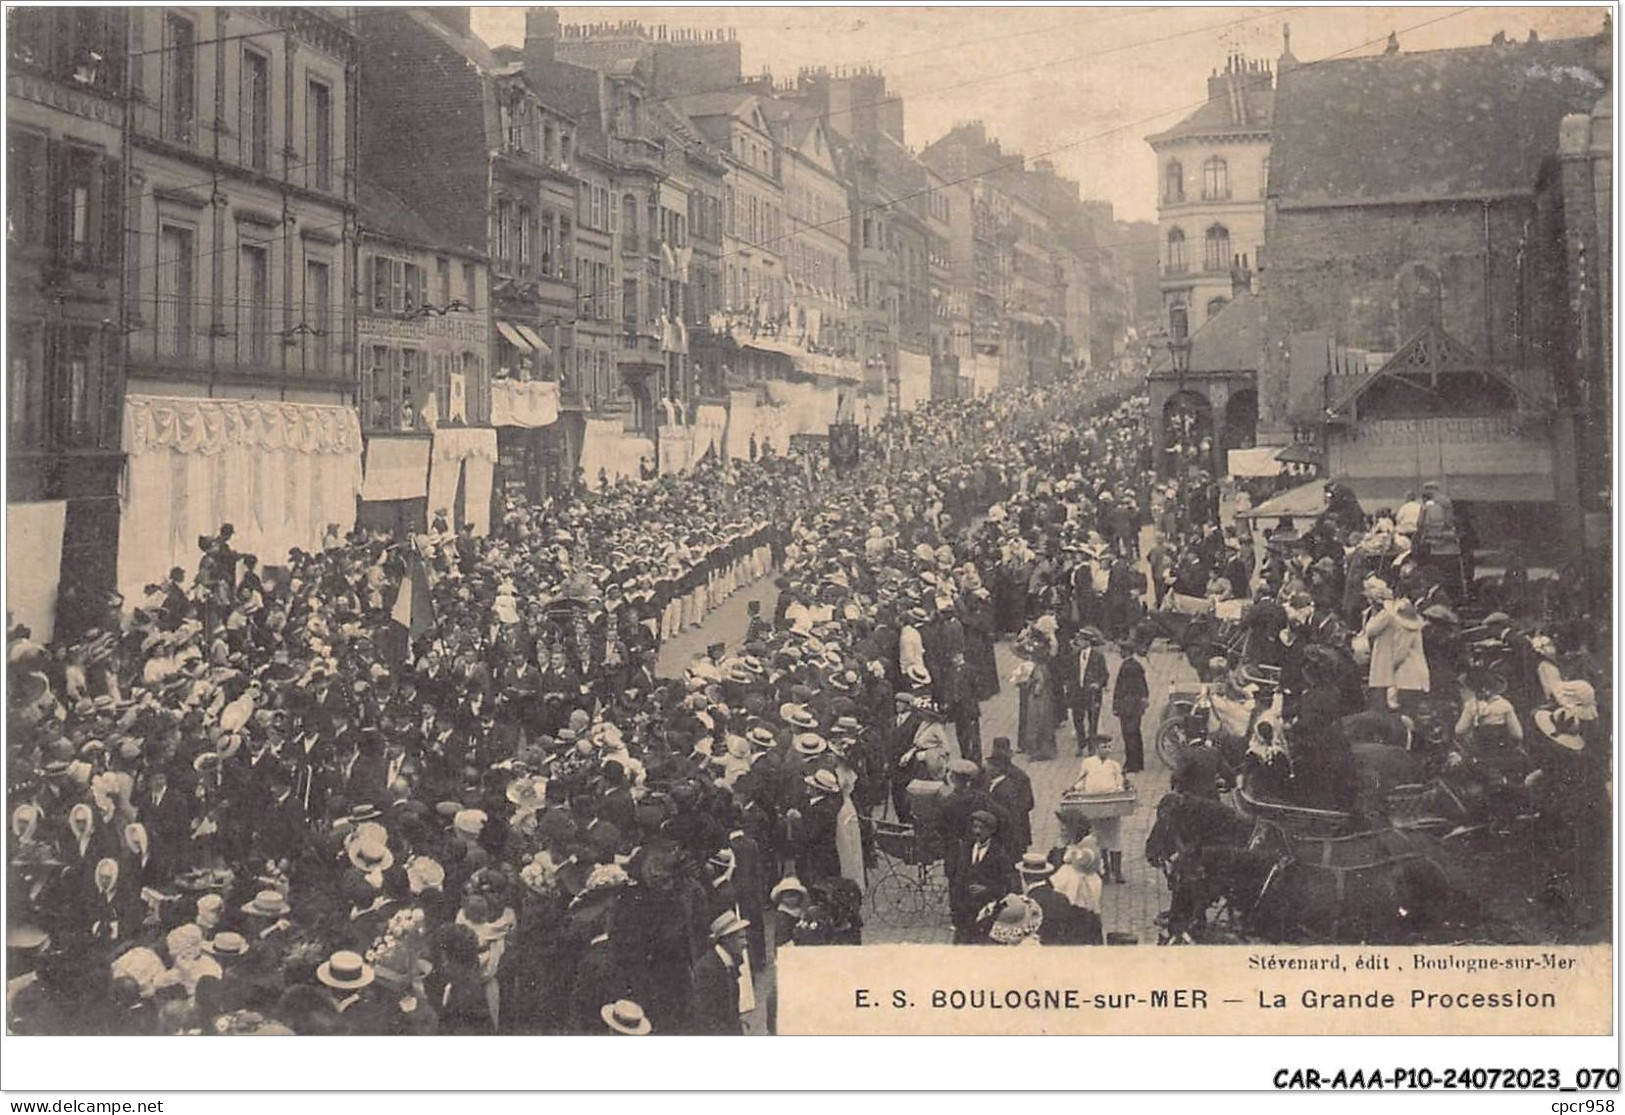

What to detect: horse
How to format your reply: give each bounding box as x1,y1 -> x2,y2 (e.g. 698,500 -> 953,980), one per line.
1170,823 -> 1462,943
1144,790 -> 1254,869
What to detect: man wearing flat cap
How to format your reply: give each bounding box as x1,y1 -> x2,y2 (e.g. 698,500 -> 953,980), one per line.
947,808 -> 1016,944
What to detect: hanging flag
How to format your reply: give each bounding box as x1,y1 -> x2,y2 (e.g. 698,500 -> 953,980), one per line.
449,373 -> 468,423
391,553 -> 437,641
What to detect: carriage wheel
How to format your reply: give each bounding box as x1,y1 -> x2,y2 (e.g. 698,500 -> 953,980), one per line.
867,869 -> 920,928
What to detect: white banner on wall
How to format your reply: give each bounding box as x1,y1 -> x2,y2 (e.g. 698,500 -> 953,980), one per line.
7,500 -> 67,643
897,350 -> 932,413
117,396 -> 363,599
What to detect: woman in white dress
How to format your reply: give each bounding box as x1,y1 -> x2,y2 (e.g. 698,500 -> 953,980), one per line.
1048,812 -> 1103,915
834,761 -> 866,891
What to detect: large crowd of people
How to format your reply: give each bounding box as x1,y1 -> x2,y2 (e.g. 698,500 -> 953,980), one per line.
7,349 -> 1612,1034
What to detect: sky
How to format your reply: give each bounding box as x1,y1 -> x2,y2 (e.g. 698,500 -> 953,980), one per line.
472,5 -> 1610,223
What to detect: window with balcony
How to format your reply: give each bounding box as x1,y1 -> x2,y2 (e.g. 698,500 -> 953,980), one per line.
1204,224 -> 1230,272
623,279 -> 638,327
241,48 -> 270,171
157,223 -> 194,357
240,242 -> 270,364
164,13 -> 196,144
1260,156 -> 1270,198
61,143 -> 102,266
518,205 -> 533,270
305,258 -> 331,371
1166,227 -> 1187,274
56,324 -> 101,448
7,128 -> 47,251
494,199 -> 514,268
8,324 -> 42,449
308,79 -> 333,191
1202,156 -> 1229,201
463,262 -> 478,310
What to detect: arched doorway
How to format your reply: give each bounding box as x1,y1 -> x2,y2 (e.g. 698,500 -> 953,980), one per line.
1162,389 -> 1213,474
1222,387 -> 1258,456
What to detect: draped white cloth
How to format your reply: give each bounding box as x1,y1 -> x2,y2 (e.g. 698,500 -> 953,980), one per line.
7,500 -> 67,642
359,437 -> 431,502
724,390 -> 793,460
490,380 -> 560,429
897,350 -> 932,413
578,418 -> 654,488
657,424 -> 694,475
764,380 -> 843,437
694,404 -> 728,460
427,428 -> 497,536
117,396 -> 362,597
969,355 -> 1001,397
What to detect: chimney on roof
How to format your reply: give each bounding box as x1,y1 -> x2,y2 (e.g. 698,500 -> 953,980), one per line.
1385,30 -> 1400,54
1231,256 -> 1253,299
1491,30 -> 1508,46
524,7 -> 560,67
1278,22 -> 1299,74
1527,28 -> 1539,42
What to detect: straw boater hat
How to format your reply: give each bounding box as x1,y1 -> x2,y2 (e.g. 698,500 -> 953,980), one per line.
1533,708 -> 1586,752
317,950 -> 376,991
804,768 -> 840,796
346,834 -> 395,874
1016,852 -> 1055,879
240,889 -> 291,918
707,910 -> 751,941
769,877 -> 808,904
203,931 -> 250,957
793,733 -> 829,757
600,1000 -> 653,1035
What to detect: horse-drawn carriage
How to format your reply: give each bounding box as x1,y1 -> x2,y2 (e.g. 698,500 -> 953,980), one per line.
1147,785 -> 1467,945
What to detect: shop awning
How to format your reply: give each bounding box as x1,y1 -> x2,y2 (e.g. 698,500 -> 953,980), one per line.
1237,478 -> 1326,521
496,321 -> 533,352
514,323 -> 549,356
1227,446 -> 1286,478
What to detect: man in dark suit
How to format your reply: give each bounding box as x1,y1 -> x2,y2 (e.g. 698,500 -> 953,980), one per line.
982,739 -> 1034,855
1017,853 -> 1104,945
726,820 -> 768,972
1066,629 -> 1111,755
1113,639 -> 1150,774
947,810 -> 1017,944
137,770 -> 192,882
689,911 -> 750,1035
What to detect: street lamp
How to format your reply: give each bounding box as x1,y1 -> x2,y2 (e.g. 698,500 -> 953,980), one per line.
1168,335 -> 1192,391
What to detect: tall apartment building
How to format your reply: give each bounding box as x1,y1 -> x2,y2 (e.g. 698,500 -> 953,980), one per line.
118,7 -> 362,601
1146,49 -> 1275,339
7,9 -> 130,639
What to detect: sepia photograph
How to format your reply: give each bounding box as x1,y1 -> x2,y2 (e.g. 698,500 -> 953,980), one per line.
1,0 -> 1615,1073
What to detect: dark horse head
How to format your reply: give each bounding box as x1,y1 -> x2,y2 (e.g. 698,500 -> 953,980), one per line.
1145,791 -> 1255,869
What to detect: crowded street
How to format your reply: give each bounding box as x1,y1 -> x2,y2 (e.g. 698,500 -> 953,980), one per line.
5,6 -> 1613,1047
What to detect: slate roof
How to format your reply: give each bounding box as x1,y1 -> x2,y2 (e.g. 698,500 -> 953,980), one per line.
671,91 -> 757,122
1148,290 -> 1261,376
1271,35 -> 1606,208
1146,81 -> 1274,144
1188,290 -> 1261,373
359,178 -> 483,258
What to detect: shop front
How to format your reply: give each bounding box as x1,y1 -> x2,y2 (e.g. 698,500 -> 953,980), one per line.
491,378 -> 563,506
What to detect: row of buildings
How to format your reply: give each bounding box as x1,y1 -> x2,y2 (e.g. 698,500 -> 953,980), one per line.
1143,21 -> 1612,563
6,6 -> 1138,639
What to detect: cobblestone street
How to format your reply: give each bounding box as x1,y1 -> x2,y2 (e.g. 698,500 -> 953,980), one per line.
661,531 -> 1193,949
